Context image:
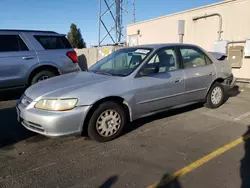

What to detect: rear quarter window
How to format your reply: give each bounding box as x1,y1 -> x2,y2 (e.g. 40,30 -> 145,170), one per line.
34,35 -> 72,50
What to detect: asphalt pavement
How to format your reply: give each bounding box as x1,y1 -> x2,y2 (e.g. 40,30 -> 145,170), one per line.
0,86 -> 250,188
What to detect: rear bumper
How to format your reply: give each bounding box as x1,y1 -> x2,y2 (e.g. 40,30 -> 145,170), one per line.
60,65 -> 81,75
222,74 -> 236,90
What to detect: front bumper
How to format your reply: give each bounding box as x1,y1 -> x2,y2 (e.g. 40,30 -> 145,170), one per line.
16,100 -> 91,137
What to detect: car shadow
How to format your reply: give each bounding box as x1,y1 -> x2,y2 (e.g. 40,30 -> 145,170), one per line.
123,103 -> 203,136
0,89 -> 25,102
224,85 -> 241,103
0,107 -> 35,148
154,173 -> 183,188
99,175 -> 118,188
98,174 -> 182,188
240,125 -> 250,188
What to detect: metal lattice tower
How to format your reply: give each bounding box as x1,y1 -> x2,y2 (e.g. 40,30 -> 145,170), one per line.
98,0 -> 135,46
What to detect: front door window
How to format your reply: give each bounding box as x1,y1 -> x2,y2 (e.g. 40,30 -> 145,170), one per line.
140,48 -> 180,76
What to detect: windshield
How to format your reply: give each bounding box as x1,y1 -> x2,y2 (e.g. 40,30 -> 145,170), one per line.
88,48 -> 152,76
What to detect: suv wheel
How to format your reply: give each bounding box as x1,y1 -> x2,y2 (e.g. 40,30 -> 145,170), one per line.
87,102 -> 126,142
205,82 -> 224,109
31,70 -> 56,85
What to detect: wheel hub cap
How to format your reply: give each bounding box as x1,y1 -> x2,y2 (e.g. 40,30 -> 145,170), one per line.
211,86 -> 222,105
96,110 -> 121,137
38,76 -> 49,82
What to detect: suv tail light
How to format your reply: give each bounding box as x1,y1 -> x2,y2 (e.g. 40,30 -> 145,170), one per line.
66,51 -> 78,63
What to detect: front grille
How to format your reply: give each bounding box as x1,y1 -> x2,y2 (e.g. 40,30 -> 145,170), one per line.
21,118 -> 44,132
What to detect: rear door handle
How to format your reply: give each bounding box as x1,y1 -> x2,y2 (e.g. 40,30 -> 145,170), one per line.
22,56 -> 35,60
174,78 -> 183,83
209,72 -> 215,76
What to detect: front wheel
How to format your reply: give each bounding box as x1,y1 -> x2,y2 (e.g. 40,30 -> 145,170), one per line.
87,102 -> 126,142
205,82 -> 224,109
30,70 -> 56,85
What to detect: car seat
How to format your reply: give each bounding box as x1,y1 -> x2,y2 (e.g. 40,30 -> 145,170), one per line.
129,55 -> 142,68
158,51 -> 175,72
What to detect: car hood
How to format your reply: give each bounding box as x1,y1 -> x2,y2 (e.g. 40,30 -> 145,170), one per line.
25,71 -> 116,100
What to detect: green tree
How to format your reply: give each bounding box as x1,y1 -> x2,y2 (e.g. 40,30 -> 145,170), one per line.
67,23 -> 86,48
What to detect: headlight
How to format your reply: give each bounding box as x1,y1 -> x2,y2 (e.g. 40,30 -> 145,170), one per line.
35,99 -> 78,111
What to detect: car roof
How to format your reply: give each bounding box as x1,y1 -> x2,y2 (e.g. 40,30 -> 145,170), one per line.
127,43 -> 200,50
0,29 -> 63,35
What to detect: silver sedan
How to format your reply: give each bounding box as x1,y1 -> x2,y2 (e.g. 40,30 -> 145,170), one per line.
16,43 -> 235,142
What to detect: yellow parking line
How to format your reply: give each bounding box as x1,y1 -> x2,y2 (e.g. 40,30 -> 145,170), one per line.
147,134 -> 250,188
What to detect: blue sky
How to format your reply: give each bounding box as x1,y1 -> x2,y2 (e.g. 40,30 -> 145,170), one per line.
0,0 -> 221,46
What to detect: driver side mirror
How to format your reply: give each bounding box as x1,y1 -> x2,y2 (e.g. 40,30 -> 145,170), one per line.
139,66 -> 159,76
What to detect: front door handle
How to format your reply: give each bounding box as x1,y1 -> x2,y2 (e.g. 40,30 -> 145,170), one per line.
174,78 -> 183,83
22,56 -> 35,60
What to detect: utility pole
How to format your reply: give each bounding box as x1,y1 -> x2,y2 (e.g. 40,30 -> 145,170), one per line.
98,0 -> 102,46
133,0 -> 136,23
98,0 -> 135,46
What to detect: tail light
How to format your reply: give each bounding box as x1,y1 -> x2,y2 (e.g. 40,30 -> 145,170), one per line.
66,51 -> 78,63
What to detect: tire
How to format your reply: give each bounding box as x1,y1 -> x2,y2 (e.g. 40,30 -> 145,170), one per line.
31,70 -> 56,85
205,82 -> 224,109
88,101 -> 126,142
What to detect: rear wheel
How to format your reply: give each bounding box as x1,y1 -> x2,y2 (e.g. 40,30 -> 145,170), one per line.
205,82 -> 224,109
30,70 -> 56,85
87,101 -> 126,142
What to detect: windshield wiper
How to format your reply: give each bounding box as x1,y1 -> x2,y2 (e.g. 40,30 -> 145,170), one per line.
89,70 -> 126,77
91,70 -> 113,76
109,73 -> 126,77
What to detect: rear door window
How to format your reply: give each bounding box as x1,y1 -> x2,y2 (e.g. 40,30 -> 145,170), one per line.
34,35 -> 72,50
0,35 -> 29,52
180,47 -> 211,69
